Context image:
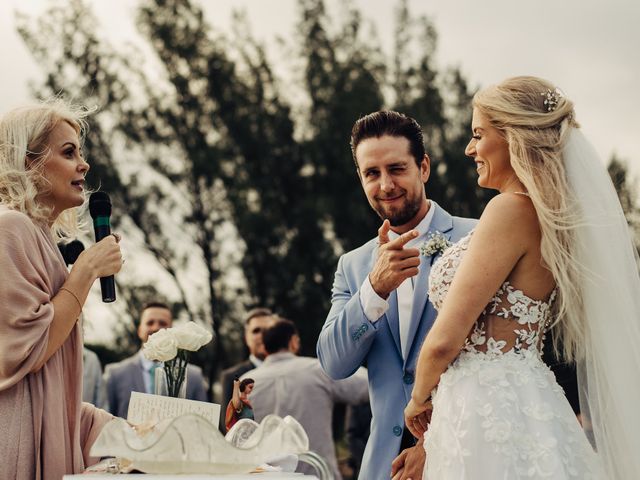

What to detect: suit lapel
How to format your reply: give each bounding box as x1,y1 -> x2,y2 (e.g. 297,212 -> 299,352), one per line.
385,290 -> 402,355
404,204 -> 454,364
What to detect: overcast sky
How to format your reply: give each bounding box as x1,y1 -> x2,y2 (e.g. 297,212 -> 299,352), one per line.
1,0 -> 638,175
1,0 -> 638,343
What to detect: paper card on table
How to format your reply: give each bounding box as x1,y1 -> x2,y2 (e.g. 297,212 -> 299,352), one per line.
127,392 -> 221,426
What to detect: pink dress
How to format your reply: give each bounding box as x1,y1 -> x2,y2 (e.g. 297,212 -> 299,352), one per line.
0,206 -> 112,480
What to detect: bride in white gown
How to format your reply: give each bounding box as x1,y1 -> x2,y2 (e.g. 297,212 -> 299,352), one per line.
403,76 -> 640,479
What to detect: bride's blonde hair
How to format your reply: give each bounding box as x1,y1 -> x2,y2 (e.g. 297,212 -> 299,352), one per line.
473,76 -> 584,361
0,98 -> 91,238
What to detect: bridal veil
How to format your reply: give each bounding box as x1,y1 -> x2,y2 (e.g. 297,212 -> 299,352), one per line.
563,127 -> 640,478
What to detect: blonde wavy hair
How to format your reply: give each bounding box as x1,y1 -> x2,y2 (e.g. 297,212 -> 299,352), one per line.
473,76 -> 584,362
0,98 -> 92,239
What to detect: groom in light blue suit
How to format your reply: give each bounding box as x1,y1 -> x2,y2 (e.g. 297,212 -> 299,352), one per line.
317,111 -> 476,480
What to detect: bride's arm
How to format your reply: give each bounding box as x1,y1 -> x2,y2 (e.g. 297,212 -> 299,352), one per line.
405,194 -> 537,432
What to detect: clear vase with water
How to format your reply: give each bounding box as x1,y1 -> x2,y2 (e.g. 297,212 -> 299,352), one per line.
154,356 -> 187,398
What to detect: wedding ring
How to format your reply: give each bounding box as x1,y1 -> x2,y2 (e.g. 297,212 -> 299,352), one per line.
111,232 -> 121,243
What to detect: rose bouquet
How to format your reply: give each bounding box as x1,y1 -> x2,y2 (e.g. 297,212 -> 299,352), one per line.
143,322 -> 212,397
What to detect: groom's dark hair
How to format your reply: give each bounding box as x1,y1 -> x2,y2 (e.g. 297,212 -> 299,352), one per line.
350,110 -> 426,167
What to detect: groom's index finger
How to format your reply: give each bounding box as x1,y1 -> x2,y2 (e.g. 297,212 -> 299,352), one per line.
378,219 -> 391,246
387,229 -> 419,249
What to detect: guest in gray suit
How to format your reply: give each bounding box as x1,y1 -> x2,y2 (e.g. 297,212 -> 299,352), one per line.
104,302 -> 209,418
82,346 -> 107,408
243,318 -> 368,480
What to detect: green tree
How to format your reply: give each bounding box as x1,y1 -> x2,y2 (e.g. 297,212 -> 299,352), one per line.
16,0 -> 227,379
297,0 -> 387,252
390,0 -> 493,217
608,155 -> 640,254
17,0 -> 494,372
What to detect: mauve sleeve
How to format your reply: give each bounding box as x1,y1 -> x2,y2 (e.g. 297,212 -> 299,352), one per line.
79,402 -> 113,467
0,211 -> 55,390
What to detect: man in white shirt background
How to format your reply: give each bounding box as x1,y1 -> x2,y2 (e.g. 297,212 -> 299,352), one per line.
244,318 -> 369,480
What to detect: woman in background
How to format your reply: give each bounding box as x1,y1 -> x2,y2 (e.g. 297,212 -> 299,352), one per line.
0,100 -> 122,479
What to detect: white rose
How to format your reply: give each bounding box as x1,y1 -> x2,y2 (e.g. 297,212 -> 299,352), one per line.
143,328 -> 178,361
172,322 -> 213,351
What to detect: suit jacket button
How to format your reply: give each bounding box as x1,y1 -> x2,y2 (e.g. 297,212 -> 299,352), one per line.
393,425 -> 403,437
362,324 -> 369,332
403,372 -> 414,385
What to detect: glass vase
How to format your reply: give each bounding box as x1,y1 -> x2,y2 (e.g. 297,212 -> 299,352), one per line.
154,362 -> 187,398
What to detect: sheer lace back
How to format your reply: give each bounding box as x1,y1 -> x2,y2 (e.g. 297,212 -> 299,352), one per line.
429,230 -> 557,356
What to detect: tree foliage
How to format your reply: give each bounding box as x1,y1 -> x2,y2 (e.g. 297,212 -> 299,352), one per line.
608,155 -> 640,255
17,0 -> 495,378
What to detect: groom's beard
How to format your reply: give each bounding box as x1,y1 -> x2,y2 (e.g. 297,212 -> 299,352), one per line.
373,188 -> 423,227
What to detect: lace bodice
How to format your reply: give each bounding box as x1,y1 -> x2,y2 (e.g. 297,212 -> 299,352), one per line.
429,230 -> 557,356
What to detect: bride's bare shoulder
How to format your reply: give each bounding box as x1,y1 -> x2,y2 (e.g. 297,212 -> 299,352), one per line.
479,193 -> 539,235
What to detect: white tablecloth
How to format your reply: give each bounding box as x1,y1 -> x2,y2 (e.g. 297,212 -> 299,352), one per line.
64,474 -> 318,479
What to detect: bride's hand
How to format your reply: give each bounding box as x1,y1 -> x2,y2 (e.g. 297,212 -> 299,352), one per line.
404,398 -> 432,438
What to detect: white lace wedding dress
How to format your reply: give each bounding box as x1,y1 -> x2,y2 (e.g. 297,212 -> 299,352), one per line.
422,230 -> 604,479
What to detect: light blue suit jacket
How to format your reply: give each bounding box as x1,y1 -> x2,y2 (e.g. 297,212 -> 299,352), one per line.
317,202 -> 476,480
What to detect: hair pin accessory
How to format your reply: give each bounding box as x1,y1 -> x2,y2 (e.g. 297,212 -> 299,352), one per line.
541,88 -> 563,112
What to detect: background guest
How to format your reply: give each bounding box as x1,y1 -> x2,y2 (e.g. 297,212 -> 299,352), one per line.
82,346 -> 107,408
243,318 -> 369,480
219,307 -> 274,426
103,301 -> 208,418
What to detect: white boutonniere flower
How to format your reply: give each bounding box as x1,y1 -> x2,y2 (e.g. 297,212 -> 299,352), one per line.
419,231 -> 451,257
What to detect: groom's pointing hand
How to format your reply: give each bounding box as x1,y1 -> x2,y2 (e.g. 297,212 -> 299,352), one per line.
369,221 -> 420,299
378,219 -> 392,245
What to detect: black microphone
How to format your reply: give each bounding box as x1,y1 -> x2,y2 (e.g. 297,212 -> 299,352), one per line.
89,192 -> 116,303
58,240 -> 85,266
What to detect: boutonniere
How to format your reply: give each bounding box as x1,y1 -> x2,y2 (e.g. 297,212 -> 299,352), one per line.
419,231 -> 451,257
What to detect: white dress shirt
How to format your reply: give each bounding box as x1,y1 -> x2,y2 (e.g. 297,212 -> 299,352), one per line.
249,354 -> 263,368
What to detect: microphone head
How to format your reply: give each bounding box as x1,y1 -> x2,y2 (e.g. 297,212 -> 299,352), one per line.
89,191 -> 111,218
